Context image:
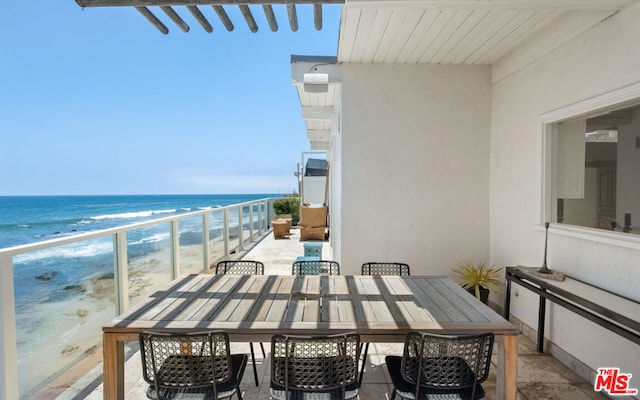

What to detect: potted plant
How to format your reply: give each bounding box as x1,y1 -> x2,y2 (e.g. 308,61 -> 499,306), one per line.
451,261 -> 503,304
287,196 -> 300,225
273,197 -> 295,219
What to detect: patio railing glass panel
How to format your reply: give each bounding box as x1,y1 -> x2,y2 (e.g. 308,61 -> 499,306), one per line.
14,236 -> 117,399
228,209 -> 241,256
178,215 -> 206,275
0,197 -> 275,399
208,208 -> 226,268
126,223 -> 173,303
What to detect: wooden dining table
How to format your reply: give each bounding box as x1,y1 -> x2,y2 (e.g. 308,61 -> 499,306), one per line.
102,274 -> 518,399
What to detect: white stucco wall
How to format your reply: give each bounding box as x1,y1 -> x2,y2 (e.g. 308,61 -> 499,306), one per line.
491,2 -> 640,382
338,63 -> 492,276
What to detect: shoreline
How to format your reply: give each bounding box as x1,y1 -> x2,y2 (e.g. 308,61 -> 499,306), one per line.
18,238 -> 229,399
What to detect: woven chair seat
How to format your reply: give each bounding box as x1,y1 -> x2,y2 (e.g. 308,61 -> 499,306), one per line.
361,262 -> 410,276
269,388 -> 359,400
215,260 -> 264,275
271,356 -> 360,390
385,332 -> 494,400
291,260 -> 340,275
385,356 -> 485,400
270,333 -> 360,400
140,331 -> 247,400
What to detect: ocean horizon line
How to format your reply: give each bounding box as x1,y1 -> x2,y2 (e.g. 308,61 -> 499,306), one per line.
0,193 -> 286,198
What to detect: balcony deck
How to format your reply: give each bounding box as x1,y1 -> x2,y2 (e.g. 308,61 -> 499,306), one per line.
51,226 -> 606,400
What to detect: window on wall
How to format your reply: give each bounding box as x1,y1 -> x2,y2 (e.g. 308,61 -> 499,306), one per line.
552,103 -> 640,235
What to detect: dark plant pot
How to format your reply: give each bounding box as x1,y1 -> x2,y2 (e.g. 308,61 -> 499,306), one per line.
467,286 -> 490,304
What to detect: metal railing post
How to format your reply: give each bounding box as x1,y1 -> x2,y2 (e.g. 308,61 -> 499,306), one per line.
238,206 -> 244,252
0,254 -> 19,400
249,203 -> 255,241
223,208 -> 230,258
202,213 -> 210,272
257,201 -> 263,233
113,232 -> 129,315
170,220 -> 180,280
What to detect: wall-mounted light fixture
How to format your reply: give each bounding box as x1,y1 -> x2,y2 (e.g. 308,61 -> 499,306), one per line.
303,73 -> 329,93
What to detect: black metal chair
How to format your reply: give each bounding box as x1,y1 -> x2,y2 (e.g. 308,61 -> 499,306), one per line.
385,332 -> 495,400
214,260 -> 266,386
270,332 -> 361,400
139,331 -> 247,400
291,260 -> 340,275
361,262 -> 410,276
358,262 -> 411,385
215,260 -> 264,275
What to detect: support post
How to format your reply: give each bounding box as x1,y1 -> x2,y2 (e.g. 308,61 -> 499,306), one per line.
537,289 -> 546,352
170,220 -> 180,279
202,213 -> 210,272
238,206 -> 244,252
0,254 -> 19,400
113,232 -> 129,314
223,208 -> 230,258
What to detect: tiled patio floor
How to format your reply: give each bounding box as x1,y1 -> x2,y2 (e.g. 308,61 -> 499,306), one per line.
55,227 -> 607,400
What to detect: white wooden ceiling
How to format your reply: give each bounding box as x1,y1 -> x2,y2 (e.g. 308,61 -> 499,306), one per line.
338,0 -> 636,64
292,56 -> 341,150
297,0 -> 637,149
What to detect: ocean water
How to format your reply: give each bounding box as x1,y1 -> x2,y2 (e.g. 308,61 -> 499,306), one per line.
0,194 -> 277,309
1,194 -> 279,397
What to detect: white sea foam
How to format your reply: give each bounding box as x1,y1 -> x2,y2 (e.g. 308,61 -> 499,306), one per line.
14,239 -> 114,264
128,232 -> 170,246
89,209 -> 177,220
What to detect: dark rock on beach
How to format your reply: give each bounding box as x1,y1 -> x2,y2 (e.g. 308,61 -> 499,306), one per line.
35,270 -> 58,281
64,284 -> 86,293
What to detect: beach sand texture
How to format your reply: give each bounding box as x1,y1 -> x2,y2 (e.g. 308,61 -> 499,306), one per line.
21,234 -> 237,399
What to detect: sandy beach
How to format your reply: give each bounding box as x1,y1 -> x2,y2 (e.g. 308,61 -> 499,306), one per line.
22,235 -> 235,399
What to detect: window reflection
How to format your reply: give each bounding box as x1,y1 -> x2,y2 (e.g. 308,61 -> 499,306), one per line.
556,104 -> 639,234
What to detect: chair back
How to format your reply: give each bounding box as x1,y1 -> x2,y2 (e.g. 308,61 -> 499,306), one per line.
271,333 -> 361,398
401,331 -> 494,398
292,260 -> 340,275
215,260 -> 264,275
361,262 -> 410,276
139,331 -> 233,393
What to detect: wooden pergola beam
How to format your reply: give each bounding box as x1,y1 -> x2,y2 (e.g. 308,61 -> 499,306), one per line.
77,0 -> 343,7
286,3 -> 298,31
135,6 -> 169,34
186,5 -> 213,32
160,5 -> 190,32
212,5 -> 234,31
313,3 -> 322,30
76,1 -> 345,34
238,4 -> 258,32
262,4 -> 278,31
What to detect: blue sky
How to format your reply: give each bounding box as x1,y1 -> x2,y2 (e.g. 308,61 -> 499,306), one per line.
0,1 -> 340,195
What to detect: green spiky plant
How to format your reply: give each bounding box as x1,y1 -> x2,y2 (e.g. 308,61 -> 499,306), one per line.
452,261 -> 503,301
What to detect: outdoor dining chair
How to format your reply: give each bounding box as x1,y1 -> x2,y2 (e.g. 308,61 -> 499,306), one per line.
291,260 -> 341,275
385,331 -> 495,400
214,260 -> 266,386
270,332 -> 361,400
361,262 -> 410,276
215,260 -> 265,275
359,262 -> 411,385
139,331 -> 248,400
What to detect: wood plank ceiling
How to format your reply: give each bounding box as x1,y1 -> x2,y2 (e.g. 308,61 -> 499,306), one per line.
75,0 -> 344,34
338,0 -> 636,64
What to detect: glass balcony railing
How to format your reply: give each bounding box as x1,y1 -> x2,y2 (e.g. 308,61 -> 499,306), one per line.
0,197 -> 274,399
